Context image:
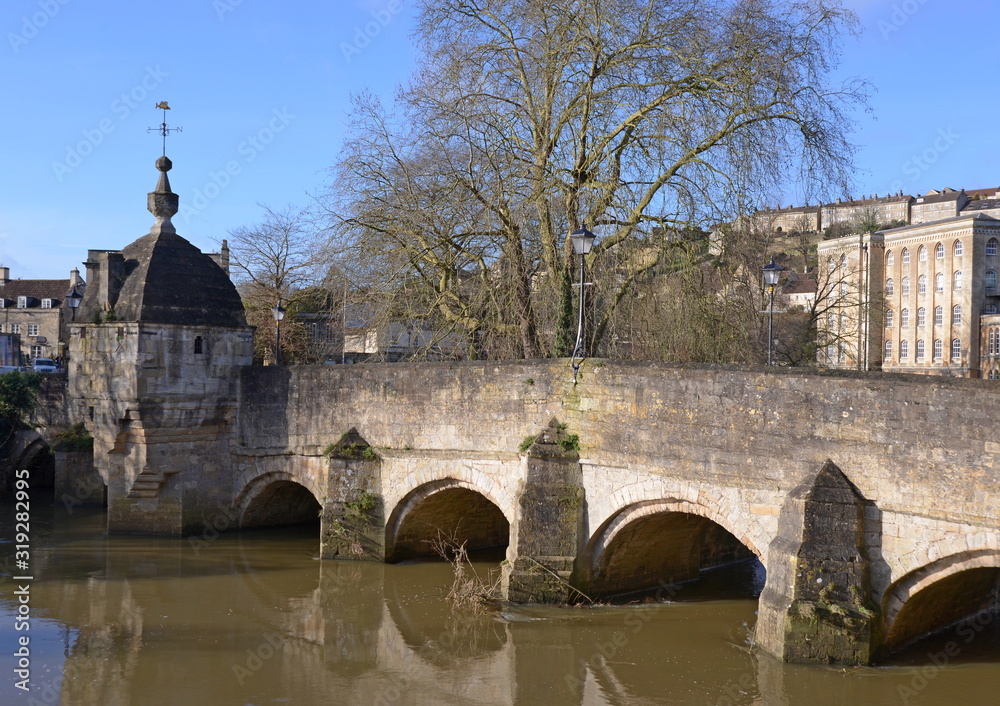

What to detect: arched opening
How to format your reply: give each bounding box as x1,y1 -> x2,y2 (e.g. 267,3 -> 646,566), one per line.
387,486 -> 509,563
241,480 -> 321,529
19,439 -> 55,493
883,565 -> 1000,657
588,510 -> 763,602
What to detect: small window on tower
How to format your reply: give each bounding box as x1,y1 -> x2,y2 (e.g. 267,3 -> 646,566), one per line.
194,336 -> 203,354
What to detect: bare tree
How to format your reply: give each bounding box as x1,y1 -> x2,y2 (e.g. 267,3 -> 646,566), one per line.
325,0 -> 866,360
226,205 -> 329,363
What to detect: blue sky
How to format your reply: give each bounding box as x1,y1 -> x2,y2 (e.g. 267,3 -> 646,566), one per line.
0,0 -> 997,280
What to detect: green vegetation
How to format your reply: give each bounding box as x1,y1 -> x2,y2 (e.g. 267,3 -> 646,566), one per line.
51,422 -> 94,452
0,371 -> 42,452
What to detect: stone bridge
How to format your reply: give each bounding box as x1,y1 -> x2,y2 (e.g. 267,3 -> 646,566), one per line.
16,360 -> 1000,665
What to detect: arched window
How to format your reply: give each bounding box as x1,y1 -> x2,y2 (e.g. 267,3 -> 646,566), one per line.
919,246 -> 927,262
933,339 -> 942,361
987,270 -> 998,290
954,240 -> 964,256
953,305 -> 962,324
901,340 -> 909,358
918,275 -> 927,293
902,277 -> 910,295
194,336 -> 203,354
935,272 -> 944,292
885,340 -> 893,359
936,243 -> 944,259
901,308 -> 910,326
885,309 -> 894,327
934,306 -> 943,325
902,248 -> 911,264
885,278 -> 894,296
917,307 -> 926,326
988,238 -> 999,256
886,251 -> 895,267
951,339 -> 962,361
916,340 -> 925,360
954,271 -> 963,290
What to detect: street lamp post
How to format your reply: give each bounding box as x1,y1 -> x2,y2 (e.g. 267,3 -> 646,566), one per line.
762,257 -> 783,366
65,287 -> 82,322
568,226 -> 597,384
271,304 -> 286,365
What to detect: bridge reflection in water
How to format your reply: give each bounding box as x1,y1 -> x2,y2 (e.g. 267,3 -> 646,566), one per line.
1,502 -> 998,706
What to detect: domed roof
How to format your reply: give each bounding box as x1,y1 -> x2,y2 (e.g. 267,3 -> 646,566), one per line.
111,155 -> 246,327
115,231 -> 246,327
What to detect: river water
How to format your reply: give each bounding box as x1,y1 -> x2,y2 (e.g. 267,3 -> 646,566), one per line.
1,497 -> 998,706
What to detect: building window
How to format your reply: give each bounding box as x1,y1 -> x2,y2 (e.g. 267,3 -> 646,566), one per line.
917,307 -> 926,326
27,324 -> 38,337
916,340 -> 925,360
901,308 -> 910,326
885,309 -> 894,328
902,277 -> 910,295
886,251 -> 894,267
918,275 -> 927,294
194,336 -> 203,354
0,324 -> 3,332
935,272 -> 944,292
988,270 -> 998,290
903,248 -> 910,264
41,299 -> 52,309
986,305 -> 998,315
933,339 -> 942,361
885,340 -> 892,359
936,243 -> 944,259
952,338 -> 962,361
17,296 -> 27,308
954,271 -> 963,290
10,324 -> 19,334
885,278 -> 894,296
953,305 -> 962,324
919,246 -> 927,262
988,238 -> 999,256
901,340 -> 909,358
934,306 -> 943,325
954,240 -> 963,256
29,345 -> 42,359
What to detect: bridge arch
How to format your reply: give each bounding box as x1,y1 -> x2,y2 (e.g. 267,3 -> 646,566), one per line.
2,430 -> 55,493
235,470 -> 323,529
881,549 -> 1000,654
583,498 -> 764,599
385,478 -> 511,562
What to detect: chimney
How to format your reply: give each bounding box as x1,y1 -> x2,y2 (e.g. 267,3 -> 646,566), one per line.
0,266 -> 8,285
69,267 -> 82,289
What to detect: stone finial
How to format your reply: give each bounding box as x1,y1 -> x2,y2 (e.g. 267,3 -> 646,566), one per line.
147,156 -> 179,235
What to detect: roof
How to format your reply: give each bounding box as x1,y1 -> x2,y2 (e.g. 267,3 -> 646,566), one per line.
0,279 -> 71,306
962,198 -> 1000,213
823,193 -> 912,209
912,190 -> 967,205
115,231 -> 247,327
964,187 -> 998,199
879,212 -> 1000,234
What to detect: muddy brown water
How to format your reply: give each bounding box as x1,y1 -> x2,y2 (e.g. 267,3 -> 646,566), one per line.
1,500 -> 997,705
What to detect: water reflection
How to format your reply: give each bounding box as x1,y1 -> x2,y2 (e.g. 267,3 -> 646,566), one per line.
1,501 -> 998,705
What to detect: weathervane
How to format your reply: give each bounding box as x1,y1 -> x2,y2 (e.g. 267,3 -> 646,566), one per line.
147,101 -> 182,156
